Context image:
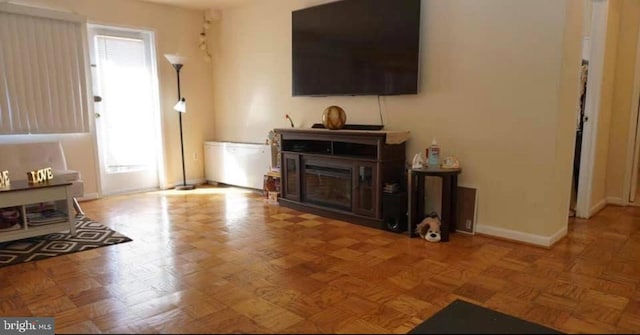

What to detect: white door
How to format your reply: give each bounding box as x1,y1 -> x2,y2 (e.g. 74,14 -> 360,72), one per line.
89,26 -> 163,195
575,0 -> 607,218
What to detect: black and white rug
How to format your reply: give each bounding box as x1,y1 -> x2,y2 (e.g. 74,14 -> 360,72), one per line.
0,216 -> 132,268
409,299 -> 563,334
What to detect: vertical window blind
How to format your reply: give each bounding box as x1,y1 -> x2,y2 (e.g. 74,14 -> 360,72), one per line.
0,3 -> 90,134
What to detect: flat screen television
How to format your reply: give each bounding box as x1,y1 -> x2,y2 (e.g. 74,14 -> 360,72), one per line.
292,0 -> 421,97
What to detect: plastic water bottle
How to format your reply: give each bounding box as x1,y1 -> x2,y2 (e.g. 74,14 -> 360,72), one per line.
428,138 -> 440,167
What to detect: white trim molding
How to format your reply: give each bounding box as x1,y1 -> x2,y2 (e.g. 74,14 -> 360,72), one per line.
605,196 -> 625,206
589,198 -> 607,217
475,224 -> 568,248
78,192 -> 99,202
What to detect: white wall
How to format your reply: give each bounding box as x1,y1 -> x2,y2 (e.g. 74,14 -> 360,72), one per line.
0,0 -> 586,245
211,0 -> 584,245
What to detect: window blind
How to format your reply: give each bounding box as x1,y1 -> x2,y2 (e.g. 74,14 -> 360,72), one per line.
0,3 -> 90,134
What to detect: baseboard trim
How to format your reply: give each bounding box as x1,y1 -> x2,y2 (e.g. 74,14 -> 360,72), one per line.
475,224 -> 568,248
78,193 -> 99,202
548,225 -> 568,246
605,196 -> 625,206
589,198 -> 607,217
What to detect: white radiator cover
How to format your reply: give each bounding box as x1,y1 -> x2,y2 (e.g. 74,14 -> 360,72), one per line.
204,141 -> 271,190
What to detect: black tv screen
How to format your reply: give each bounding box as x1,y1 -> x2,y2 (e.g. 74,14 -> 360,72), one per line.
292,0 -> 421,96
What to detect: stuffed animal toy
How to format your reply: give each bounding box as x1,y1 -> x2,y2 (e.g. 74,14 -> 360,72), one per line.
415,212 -> 442,242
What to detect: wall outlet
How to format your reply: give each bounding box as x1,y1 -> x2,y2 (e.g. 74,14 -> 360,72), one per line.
193,152 -> 199,160
456,186 -> 477,234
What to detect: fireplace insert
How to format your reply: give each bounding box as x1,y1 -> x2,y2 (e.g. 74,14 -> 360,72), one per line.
303,162 -> 351,211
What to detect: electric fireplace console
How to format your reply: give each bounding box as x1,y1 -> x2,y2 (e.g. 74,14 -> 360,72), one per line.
275,128 -> 408,231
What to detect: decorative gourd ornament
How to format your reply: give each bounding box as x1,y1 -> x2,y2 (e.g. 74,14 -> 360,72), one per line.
322,105 -> 346,130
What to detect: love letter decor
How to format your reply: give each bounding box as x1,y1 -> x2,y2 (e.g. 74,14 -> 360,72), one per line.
0,170 -> 9,188
27,167 -> 53,184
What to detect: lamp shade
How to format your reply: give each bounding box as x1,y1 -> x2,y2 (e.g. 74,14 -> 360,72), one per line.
174,98 -> 186,113
164,54 -> 188,65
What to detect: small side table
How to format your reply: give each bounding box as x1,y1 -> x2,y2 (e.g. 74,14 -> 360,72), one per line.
407,166 -> 462,242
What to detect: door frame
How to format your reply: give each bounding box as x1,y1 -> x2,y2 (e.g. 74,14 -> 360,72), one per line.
88,24 -> 167,196
623,21 -> 640,205
576,0 -> 608,218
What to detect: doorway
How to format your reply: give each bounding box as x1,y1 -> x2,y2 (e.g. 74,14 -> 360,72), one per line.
89,25 -> 163,195
570,59 -> 589,216
573,0 -> 608,219
625,25 -> 640,206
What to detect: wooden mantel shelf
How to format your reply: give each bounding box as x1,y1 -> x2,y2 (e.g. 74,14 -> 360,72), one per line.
274,128 -> 410,144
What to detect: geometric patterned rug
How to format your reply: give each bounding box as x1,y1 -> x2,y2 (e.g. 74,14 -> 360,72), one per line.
0,215 -> 132,268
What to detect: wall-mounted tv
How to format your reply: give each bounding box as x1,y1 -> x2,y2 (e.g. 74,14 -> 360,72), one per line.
292,0 -> 421,97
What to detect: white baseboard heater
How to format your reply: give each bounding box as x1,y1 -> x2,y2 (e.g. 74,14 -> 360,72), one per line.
204,141 -> 271,190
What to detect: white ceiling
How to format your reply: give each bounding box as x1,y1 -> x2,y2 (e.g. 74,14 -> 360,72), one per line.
138,0 -> 255,10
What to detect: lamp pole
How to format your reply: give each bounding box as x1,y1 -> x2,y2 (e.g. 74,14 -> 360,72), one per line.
165,54 -> 195,190
175,65 -> 188,188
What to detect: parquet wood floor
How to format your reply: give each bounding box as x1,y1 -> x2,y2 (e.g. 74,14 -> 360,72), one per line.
0,185 -> 638,334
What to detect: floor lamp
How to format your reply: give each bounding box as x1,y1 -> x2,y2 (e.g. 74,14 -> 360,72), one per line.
165,54 -> 195,190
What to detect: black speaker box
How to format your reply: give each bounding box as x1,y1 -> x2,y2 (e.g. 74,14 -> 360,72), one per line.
382,191 -> 408,233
